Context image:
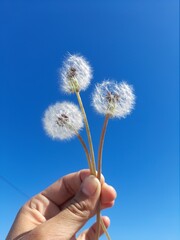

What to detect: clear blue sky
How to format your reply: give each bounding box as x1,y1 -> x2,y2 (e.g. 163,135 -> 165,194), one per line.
0,0 -> 179,239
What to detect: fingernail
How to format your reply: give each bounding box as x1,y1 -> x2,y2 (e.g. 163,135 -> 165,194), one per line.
81,175 -> 99,197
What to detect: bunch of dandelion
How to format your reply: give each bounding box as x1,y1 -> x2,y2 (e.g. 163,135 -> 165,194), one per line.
42,54 -> 135,240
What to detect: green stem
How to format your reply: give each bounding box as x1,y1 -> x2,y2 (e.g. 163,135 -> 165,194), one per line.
75,91 -> 96,175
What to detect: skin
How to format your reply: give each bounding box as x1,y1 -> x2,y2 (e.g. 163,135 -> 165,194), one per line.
7,169 -> 117,240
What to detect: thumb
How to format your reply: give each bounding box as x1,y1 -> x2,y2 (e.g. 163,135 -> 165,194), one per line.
38,175 -> 101,239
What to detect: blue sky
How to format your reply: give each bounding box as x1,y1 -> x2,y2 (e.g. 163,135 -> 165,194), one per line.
0,0 -> 179,239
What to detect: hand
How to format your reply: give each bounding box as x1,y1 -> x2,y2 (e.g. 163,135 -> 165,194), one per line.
7,169 -> 116,240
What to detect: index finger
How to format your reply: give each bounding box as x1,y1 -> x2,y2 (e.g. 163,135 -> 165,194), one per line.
42,169 -> 105,207
42,169 -> 91,206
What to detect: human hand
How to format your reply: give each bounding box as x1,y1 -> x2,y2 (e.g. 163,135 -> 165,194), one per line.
7,169 -> 116,240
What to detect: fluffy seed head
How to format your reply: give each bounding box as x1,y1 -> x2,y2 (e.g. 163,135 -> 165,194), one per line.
60,54 -> 92,93
92,80 -> 135,118
43,102 -> 84,140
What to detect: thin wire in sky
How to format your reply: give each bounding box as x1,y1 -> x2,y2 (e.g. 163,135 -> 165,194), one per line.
0,175 -> 30,199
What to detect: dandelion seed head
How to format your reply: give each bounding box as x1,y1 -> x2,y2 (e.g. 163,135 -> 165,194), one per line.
43,102 -> 84,140
60,54 -> 92,93
92,80 -> 135,118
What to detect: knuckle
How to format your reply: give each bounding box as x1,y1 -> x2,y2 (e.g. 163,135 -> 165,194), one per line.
28,194 -> 48,213
24,229 -> 45,240
19,196 -> 47,224
66,197 -> 92,220
62,177 -> 76,196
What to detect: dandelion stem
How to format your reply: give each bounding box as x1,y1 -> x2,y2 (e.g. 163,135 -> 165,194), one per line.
76,133 -> 93,174
96,114 -> 110,240
75,91 -> 96,175
95,211 -> 110,240
100,218 -> 111,240
65,122 -> 93,174
97,114 -> 110,180
96,202 -> 101,240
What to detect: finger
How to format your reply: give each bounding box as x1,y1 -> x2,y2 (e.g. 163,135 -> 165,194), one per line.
101,200 -> 115,209
101,183 -> 117,208
6,171 -> 108,240
78,216 -> 110,240
42,169 -> 90,206
42,169 -> 105,207
32,175 -> 101,239
25,174 -> 112,222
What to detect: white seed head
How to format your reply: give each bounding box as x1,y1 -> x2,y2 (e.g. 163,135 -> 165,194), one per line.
92,80 -> 135,118
43,102 -> 84,140
60,54 -> 92,93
